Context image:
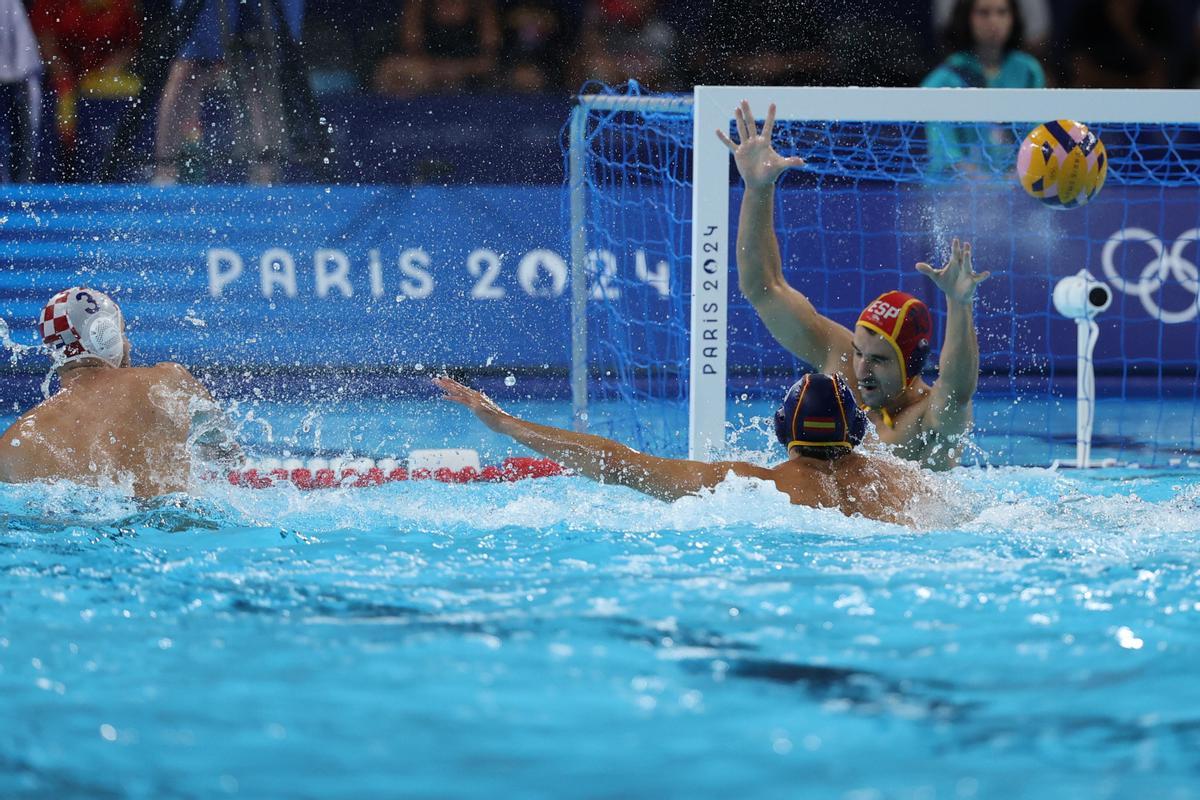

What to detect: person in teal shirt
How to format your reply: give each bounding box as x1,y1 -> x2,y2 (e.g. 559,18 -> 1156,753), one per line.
921,0 -> 1046,174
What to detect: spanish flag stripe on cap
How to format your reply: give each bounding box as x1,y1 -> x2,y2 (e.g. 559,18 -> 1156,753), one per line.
890,297 -> 918,386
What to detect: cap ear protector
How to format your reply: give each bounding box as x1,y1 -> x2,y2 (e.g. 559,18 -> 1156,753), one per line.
84,315 -> 125,367
773,398 -> 794,448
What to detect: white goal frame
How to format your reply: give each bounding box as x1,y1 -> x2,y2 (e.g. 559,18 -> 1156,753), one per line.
688,85 -> 1200,459
570,86 -> 1200,460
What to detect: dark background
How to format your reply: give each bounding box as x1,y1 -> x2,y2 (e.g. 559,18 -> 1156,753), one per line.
3,0 -> 1199,185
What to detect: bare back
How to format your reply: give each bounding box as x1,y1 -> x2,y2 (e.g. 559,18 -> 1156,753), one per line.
764,451 -> 933,526
0,363 -> 207,497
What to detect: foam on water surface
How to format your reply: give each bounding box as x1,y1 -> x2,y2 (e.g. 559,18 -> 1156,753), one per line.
1,401 -> 1199,799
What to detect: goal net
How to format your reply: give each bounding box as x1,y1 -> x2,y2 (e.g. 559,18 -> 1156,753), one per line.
568,84 -> 1200,467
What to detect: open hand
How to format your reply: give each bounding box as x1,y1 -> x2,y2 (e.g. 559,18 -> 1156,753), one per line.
916,239 -> 991,305
435,376 -> 511,431
715,100 -> 805,189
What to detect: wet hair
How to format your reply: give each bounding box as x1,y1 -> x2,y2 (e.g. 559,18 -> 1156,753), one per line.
943,0 -> 1025,55
791,443 -> 852,461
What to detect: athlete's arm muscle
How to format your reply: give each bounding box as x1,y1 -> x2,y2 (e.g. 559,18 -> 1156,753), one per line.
735,184 -> 854,372
717,101 -> 853,374
436,377 -> 776,502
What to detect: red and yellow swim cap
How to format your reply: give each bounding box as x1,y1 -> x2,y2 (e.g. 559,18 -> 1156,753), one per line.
856,291 -> 932,386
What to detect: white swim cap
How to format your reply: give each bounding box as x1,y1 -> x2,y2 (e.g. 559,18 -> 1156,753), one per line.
40,287 -> 127,368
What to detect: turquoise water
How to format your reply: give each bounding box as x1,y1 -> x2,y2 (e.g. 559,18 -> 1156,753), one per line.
2,397 -> 1200,799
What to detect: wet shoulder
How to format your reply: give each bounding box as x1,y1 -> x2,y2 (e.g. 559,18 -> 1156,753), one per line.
121,363 -> 203,416
845,452 -> 926,496
150,361 -> 192,378
129,362 -> 195,389
769,459 -> 837,505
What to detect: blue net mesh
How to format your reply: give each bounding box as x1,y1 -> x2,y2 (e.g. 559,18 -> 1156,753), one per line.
570,87 -> 1200,466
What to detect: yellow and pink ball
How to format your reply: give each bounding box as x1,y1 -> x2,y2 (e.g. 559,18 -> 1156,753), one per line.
1016,120 -> 1108,209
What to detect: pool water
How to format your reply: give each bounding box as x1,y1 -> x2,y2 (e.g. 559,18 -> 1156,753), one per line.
2,396 -> 1199,799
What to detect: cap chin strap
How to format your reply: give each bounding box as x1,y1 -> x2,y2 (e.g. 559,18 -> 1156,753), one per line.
861,402 -> 898,430
864,374 -> 926,429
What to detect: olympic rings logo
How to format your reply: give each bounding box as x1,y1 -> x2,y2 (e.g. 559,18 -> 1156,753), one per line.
1101,228 -> 1200,324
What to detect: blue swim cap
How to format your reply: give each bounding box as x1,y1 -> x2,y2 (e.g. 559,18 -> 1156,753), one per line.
774,373 -> 867,453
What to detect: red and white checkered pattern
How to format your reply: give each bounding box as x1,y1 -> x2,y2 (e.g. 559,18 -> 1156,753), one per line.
40,289 -> 85,358
41,287 -> 81,350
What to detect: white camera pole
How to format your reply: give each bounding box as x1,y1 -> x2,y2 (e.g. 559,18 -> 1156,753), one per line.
1052,270 -> 1113,468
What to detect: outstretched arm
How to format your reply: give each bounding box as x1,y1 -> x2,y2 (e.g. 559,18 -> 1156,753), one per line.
916,239 -> 991,437
164,364 -> 244,469
435,377 -> 772,501
717,100 -> 853,374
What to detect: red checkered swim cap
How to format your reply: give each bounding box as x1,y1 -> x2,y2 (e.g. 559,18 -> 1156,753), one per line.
40,287 -> 127,368
856,291 -> 932,386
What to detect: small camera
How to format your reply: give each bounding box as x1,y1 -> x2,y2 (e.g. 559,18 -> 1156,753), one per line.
1053,269 -> 1112,320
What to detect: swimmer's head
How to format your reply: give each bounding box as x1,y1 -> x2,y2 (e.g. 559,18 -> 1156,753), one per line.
774,373 -> 867,460
40,288 -> 129,369
854,291 -> 932,406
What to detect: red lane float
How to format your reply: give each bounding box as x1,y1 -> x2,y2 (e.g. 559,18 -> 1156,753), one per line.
227,457 -> 564,490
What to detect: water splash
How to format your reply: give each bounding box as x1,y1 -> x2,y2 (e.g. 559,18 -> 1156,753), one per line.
0,316 -> 37,367
1,315 -> 58,399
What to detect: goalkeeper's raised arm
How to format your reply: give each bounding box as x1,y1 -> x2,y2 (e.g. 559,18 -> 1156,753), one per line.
716,100 -> 854,378
716,100 -> 990,471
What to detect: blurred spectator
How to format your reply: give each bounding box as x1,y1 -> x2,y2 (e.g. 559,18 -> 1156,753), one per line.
31,0 -> 141,180
0,0 -> 42,182
571,0 -> 676,91
1066,0 -> 1172,88
373,0 -> 501,96
932,0 -> 1050,56
499,0 -> 573,92
923,0 -> 1044,89
689,0 -> 834,87
922,0 -> 1045,173
153,0 -> 303,185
